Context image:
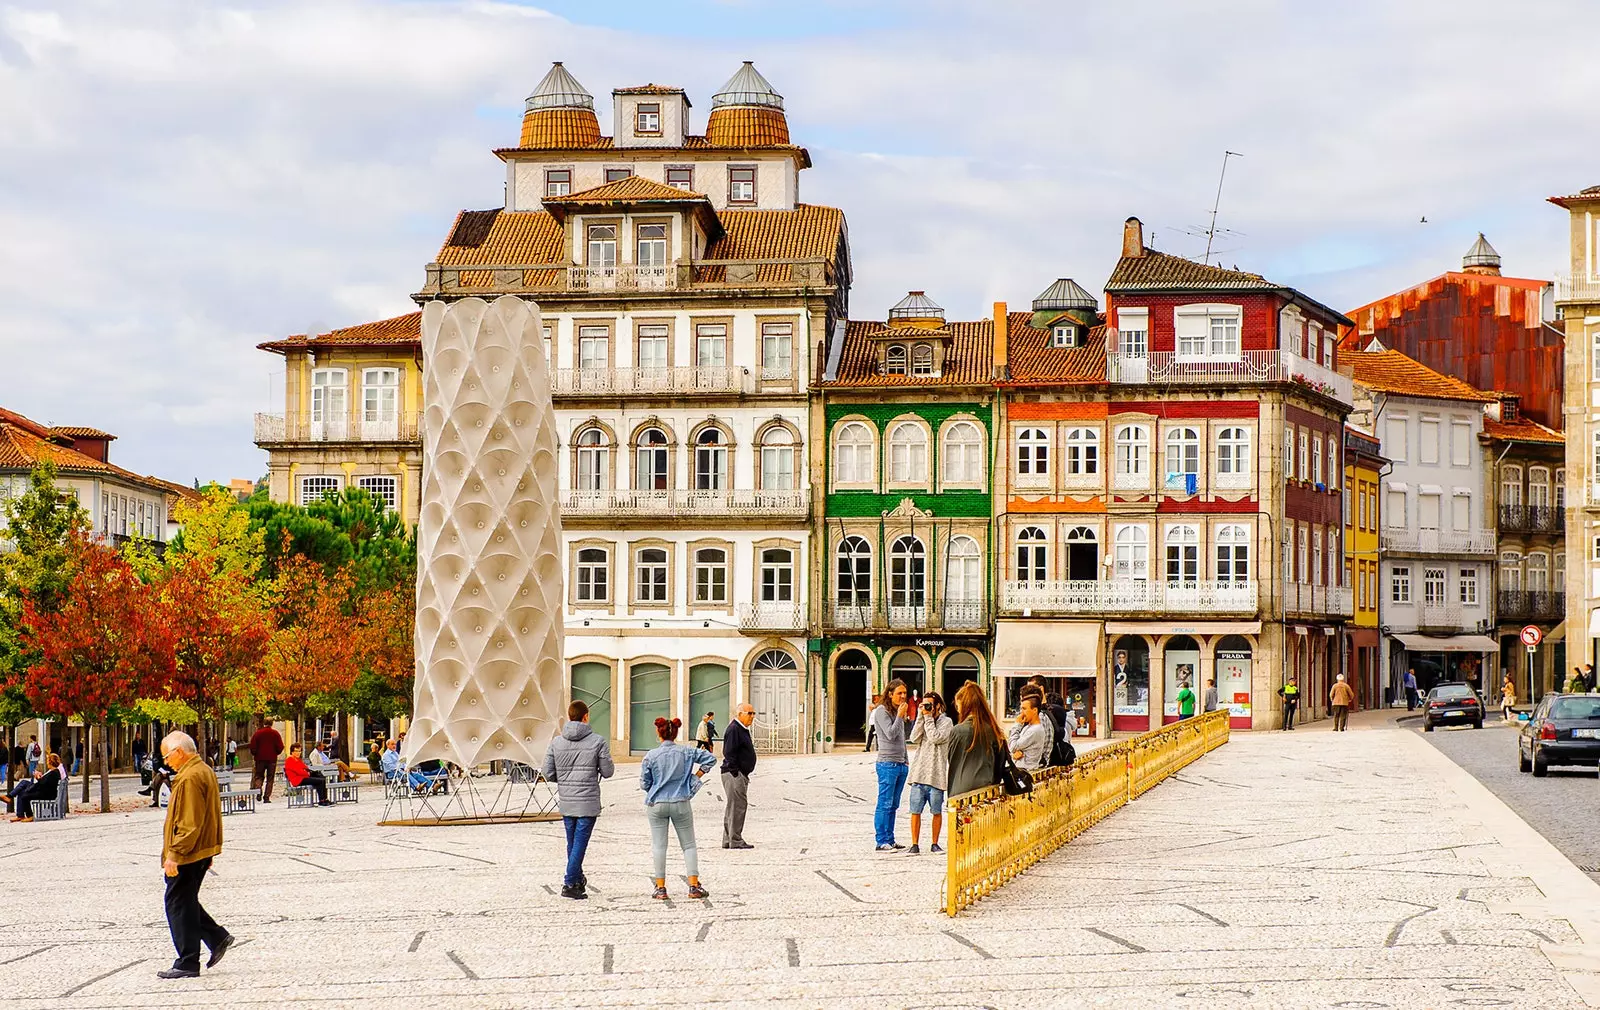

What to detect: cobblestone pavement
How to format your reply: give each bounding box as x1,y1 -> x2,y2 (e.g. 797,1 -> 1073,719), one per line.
3,717 -> 1599,1009
1421,719 -> 1600,884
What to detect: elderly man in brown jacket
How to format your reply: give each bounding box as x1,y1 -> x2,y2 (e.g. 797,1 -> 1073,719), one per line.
157,731 -> 235,979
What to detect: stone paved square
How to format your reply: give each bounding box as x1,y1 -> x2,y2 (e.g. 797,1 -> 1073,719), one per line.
4,717 -> 1599,1008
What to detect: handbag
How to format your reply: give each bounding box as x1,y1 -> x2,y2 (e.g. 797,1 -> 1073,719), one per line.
993,743 -> 1034,796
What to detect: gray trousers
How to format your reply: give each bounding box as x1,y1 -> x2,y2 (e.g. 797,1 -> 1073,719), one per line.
646,799 -> 698,879
721,770 -> 748,845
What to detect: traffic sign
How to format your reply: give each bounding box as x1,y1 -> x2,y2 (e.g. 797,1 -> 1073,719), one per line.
1520,625 -> 1543,647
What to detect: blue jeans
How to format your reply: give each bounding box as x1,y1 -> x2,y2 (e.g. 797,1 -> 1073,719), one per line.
874,761 -> 909,846
562,815 -> 597,887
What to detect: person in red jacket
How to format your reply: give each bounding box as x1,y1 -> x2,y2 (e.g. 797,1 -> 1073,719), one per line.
247,718 -> 284,803
282,744 -> 332,806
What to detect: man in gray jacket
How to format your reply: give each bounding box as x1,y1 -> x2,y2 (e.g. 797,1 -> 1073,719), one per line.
541,701 -> 615,899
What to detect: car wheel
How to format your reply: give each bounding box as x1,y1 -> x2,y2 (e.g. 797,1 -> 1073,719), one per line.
1425,721 -> 1435,732
1532,750 -> 1549,777
1519,748 -> 1531,773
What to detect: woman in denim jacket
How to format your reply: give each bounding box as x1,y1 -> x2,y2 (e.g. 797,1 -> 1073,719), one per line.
639,717 -> 717,900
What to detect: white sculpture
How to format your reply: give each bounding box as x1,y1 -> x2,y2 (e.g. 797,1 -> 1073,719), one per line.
406,295 -> 564,772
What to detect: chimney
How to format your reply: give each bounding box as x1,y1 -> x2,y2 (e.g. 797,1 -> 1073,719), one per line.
993,301 -> 1009,380
1122,217 -> 1145,258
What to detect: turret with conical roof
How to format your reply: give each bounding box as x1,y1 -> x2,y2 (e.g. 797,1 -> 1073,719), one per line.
706,61 -> 790,146
1462,233 -> 1501,276
520,62 -> 601,148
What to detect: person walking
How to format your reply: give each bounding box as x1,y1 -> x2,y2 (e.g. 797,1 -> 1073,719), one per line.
1585,664 -> 1596,693
25,735 -> 40,777
1278,676 -> 1300,731
1567,667 -> 1587,694
720,703 -> 756,849
871,680 -> 912,852
156,731 -> 235,979
906,691 -> 952,855
947,682 -> 1002,798
1329,674 -> 1355,731
132,734 -> 149,783
247,717 -> 283,803
639,717 -> 715,900
1008,695 -> 1050,770
541,701 -> 614,900
1501,674 -> 1517,722
1404,668 -> 1419,711
864,694 -> 881,752
1203,678 -> 1219,715
695,712 -> 717,753
1176,680 -> 1197,721
224,737 -> 237,771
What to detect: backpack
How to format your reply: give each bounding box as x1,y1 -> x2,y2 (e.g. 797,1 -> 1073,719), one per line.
1047,706 -> 1076,767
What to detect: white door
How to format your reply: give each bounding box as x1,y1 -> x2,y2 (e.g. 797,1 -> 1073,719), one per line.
362,367 -> 399,439
310,368 -> 347,440
749,667 -> 800,754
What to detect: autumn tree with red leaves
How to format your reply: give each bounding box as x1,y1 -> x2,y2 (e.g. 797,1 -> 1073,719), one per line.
21,536 -> 174,811
158,554 -> 271,760
262,555 -> 363,737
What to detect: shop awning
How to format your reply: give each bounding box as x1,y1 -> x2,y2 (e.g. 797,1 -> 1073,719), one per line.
1105,621 -> 1261,637
1547,621 -> 1567,643
1394,633 -> 1499,653
993,620 -> 1101,675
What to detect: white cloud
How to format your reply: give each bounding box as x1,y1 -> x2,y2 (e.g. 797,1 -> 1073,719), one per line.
1,0 -> 1596,482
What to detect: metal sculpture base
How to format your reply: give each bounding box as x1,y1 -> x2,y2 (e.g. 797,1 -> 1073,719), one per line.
378,767 -> 560,826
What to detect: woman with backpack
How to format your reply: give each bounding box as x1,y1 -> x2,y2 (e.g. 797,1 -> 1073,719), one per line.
638,716 -> 716,901
947,682 -> 1003,797
906,691 -> 953,854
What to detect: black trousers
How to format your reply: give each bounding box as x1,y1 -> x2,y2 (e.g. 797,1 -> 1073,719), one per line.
164,857 -> 227,971
1281,701 -> 1298,730
301,771 -> 329,804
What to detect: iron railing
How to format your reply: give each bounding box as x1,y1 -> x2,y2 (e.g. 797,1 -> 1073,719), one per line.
825,601 -> 989,631
1554,273 -> 1600,304
1104,347 -> 1352,403
1283,582 -> 1354,617
1497,504 -> 1563,534
1001,580 -> 1257,615
561,488 -> 808,518
945,710 -> 1228,916
1496,589 -> 1564,623
552,365 -> 751,396
736,602 -> 807,632
567,264 -> 676,291
1380,528 -> 1496,555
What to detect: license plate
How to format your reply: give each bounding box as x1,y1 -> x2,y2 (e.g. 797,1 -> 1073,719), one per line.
1574,728 -> 1600,739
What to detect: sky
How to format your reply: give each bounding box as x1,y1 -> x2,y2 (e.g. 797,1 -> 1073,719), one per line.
2,0 -> 1597,485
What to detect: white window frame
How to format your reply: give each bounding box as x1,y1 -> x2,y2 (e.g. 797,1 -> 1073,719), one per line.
1114,424 -> 1150,489
355,475 -> 397,512
1064,427 -> 1099,477
1016,427 -> 1050,481
942,420 -> 983,486
299,475 -> 342,505
833,421 -> 876,488
887,421 -> 929,485
1392,566 -> 1412,604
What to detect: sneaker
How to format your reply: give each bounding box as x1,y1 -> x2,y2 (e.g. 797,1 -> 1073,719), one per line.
930,843 -> 944,854
559,884 -> 587,900
907,844 -> 921,855
876,843 -> 897,852
652,885 -> 669,900
687,884 -> 710,899
891,842 -> 906,850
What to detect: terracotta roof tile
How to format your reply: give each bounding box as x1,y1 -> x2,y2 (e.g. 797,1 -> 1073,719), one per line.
706,106 -> 790,146
49,425 -> 116,440
613,84 -> 685,96
1347,349 -> 1496,402
258,312 -> 422,353
0,408 -> 179,494
697,205 -> 845,284
518,108 -> 602,149
1005,314 -> 1106,384
1106,249 -> 1271,291
1481,416 -> 1563,444
493,135 -> 812,166
544,175 -> 709,206
824,319 -> 993,388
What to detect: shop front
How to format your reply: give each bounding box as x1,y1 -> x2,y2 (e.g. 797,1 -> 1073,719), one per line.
1110,634 -> 1151,733
1105,621 -> 1262,732
1391,633 -> 1498,696
992,620 -> 1104,738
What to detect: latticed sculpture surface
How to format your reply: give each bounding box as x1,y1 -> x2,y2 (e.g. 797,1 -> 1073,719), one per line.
406,296 -> 564,772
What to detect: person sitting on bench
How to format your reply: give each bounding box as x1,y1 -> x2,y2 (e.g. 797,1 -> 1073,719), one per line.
308,741 -> 352,782
3,752 -> 62,822
283,744 -> 333,806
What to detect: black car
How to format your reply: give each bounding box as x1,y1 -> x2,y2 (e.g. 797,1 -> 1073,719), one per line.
1518,693 -> 1600,776
1423,683 -> 1483,731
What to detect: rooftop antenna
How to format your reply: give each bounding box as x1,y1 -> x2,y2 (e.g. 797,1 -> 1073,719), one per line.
1204,150 -> 1242,265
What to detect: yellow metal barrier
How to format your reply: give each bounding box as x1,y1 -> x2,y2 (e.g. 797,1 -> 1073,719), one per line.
944,710 -> 1230,916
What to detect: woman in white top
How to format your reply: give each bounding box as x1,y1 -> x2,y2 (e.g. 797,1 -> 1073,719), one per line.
906,692 -> 954,855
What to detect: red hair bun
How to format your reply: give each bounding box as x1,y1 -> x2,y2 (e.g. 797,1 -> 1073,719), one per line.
654,717 -> 682,741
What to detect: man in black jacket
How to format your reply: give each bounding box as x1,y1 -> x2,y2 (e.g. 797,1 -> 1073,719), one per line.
721,703 -> 757,849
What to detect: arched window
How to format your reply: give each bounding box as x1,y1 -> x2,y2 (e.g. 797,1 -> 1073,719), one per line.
890,536 -> 926,609
694,428 -> 728,491
888,422 -> 928,484
1017,428 -> 1049,478
886,345 -> 907,375
1113,525 -> 1148,581
636,427 -> 670,491
760,427 -> 795,491
1215,524 -> 1250,583
575,427 -> 609,491
1501,464 -> 1523,508
1115,424 -> 1149,484
1216,427 -> 1249,485
1064,427 -> 1099,476
945,536 -> 982,627
1016,526 -> 1048,582
1527,552 -> 1549,593
1164,426 -> 1200,485
1528,466 -> 1550,508
1164,524 -> 1199,584
943,421 -> 983,484
693,546 -> 729,604
836,535 -> 872,606
753,649 -> 798,671
1499,550 -> 1523,592
834,421 -> 876,486
760,547 -> 794,602
911,343 -> 935,376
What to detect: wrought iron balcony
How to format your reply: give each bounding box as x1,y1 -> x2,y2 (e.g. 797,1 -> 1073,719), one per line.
737,602 -> 808,633
1104,347 -> 1352,404
1497,504 -> 1564,534
1000,580 -> 1257,616
419,257 -> 833,297
561,488 -> 809,519
1284,582 -> 1353,617
824,601 -> 989,631
552,366 -> 752,396
254,412 -> 420,445
1380,528 -> 1496,555
1496,589 -> 1564,623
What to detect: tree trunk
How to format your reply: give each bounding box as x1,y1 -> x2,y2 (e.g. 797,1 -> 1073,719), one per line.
4,727 -> 14,793
194,710 -> 209,769
81,726 -> 90,804
97,723 -> 111,813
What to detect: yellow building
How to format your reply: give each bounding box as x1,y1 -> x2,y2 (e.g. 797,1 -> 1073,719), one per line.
1343,425 -> 1384,707
255,313 -> 424,523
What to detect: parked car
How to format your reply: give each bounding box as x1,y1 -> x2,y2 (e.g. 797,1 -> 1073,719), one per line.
1518,694 -> 1600,776
1423,683 -> 1483,732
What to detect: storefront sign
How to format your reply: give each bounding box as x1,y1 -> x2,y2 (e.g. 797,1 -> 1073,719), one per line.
913,638 -> 946,648
1217,649 -> 1253,720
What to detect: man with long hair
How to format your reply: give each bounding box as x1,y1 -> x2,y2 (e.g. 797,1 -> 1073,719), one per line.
871,680 -> 912,851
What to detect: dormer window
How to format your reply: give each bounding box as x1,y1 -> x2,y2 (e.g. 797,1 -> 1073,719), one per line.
911,343 -> 935,376
545,169 -> 571,197
665,165 -> 694,190
886,345 -> 907,375
605,167 -> 634,183
729,166 -> 756,204
1052,324 -> 1077,348
635,103 -> 661,134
